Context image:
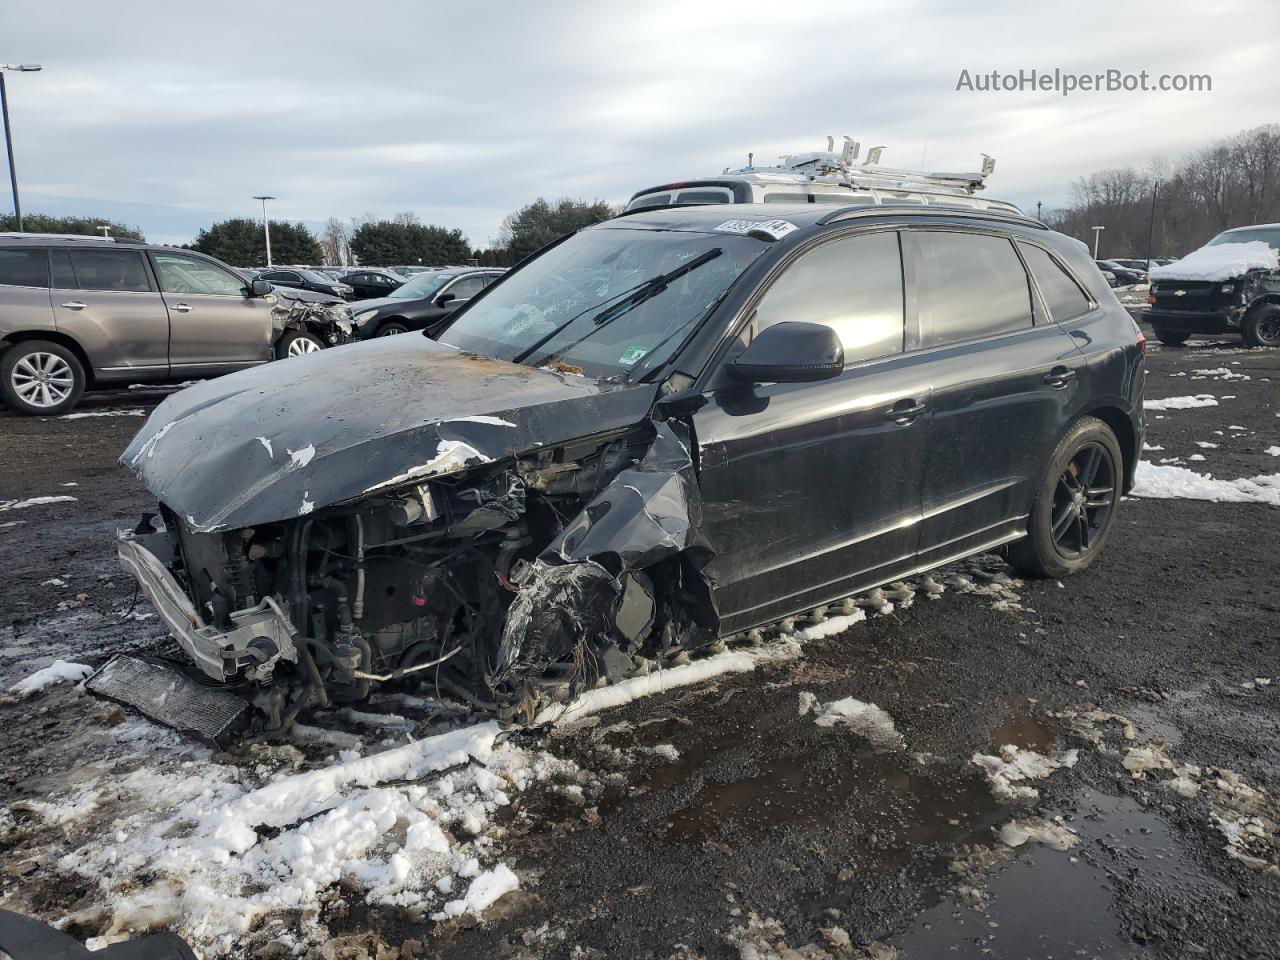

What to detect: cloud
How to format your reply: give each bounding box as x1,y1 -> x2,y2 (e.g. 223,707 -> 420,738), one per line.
2,0 -> 1275,247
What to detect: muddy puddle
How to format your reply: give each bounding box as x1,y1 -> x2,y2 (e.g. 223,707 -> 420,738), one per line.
894,788 -> 1230,957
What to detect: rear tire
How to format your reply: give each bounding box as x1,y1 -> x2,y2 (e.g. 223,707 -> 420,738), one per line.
0,340 -> 86,416
1152,326 -> 1189,346
1007,416 -> 1123,579
275,330 -> 324,359
1241,304 -> 1280,348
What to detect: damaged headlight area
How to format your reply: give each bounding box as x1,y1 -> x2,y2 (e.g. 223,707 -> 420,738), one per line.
270,288 -> 358,346
114,422 -> 718,737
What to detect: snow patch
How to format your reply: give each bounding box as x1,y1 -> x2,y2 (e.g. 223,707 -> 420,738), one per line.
1143,394 -> 1218,411
999,817 -> 1079,851
1131,463 -> 1280,506
8,659 -> 92,697
61,408 -> 147,419
972,745 -> 1079,802
0,495 -> 78,512
1150,241 -> 1279,282
255,436 -> 274,458
811,697 -> 905,750
444,416 -> 517,428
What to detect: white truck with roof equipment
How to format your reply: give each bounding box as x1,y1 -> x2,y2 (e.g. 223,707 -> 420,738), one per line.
626,136 -> 1022,215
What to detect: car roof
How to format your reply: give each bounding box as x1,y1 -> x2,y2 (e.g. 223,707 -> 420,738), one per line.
600,201 -> 1044,235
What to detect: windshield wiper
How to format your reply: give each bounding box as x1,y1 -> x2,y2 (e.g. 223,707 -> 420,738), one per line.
513,248 -> 722,366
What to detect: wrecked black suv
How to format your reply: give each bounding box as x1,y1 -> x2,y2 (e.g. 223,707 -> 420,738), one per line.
114,203 -> 1144,733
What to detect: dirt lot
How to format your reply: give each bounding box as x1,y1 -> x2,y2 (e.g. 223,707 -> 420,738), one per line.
0,329 -> 1277,959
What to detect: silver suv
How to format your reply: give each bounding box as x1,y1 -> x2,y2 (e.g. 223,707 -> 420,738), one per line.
0,234 -> 353,416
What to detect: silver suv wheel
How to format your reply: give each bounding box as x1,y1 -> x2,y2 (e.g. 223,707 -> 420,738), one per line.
286,336 -> 321,357
12,351 -> 75,408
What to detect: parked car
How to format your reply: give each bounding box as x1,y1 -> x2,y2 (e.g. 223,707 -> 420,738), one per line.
1096,260 -> 1147,286
1108,258 -> 1152,273
257,268 -> 352,299
351,267 -> 505,338
339,269 -> 406,300
114,202 -> 1143,734
0,234 -> 355,415
1144,223 -> 1280,346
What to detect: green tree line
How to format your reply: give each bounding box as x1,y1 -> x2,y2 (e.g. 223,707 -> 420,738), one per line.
1,197 -> 618,268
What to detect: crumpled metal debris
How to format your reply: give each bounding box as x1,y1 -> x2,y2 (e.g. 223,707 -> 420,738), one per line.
492,421 -> 717,687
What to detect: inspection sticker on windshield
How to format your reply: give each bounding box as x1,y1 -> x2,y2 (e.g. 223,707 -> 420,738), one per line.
713,218 -> 797,240
618,345 -> 649,366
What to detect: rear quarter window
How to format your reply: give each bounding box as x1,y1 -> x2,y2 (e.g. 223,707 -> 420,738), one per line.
0,248 -> 50,287
1017,242 -> 1092,321
914,231 -> 1033,348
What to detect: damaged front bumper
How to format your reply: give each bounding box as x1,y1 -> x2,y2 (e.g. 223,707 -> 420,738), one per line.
117,527 -> 298,683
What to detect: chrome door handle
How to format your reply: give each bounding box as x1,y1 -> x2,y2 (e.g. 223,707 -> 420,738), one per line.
885,400 -> 927,424
60,301 -> 86,310
172,303 -> 193,313
1044,367 -> 1077,388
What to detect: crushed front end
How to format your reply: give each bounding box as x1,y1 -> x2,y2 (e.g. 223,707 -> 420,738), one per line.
114,416 -> 718,734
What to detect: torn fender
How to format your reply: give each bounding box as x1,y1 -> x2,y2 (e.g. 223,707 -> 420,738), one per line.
492,421 -> 718,685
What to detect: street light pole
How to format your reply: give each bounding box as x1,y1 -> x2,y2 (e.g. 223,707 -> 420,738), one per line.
0,64 -> 43,233
253,195 -> 276,266
1091,225 -> 1106,259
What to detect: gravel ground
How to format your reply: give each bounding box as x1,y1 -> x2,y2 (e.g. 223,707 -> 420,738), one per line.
0,329 -> 1277,959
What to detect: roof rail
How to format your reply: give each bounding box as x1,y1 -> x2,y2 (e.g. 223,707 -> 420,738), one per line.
820,203 -> 1045,229
0,231 -> 144,244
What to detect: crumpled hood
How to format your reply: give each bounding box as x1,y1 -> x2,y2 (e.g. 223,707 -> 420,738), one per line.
121,335 -> 655,532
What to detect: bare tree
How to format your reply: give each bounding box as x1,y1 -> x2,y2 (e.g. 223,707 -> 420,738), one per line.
319,217 -> 350,266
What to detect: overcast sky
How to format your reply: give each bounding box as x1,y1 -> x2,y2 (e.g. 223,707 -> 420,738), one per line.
3,0 -> 1276,249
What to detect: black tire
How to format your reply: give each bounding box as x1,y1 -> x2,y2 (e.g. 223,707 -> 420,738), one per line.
1152,326 -> 1190,347
1241,304 -> 1280,348
0,340 -> 86,416
1007,416 -> 1123,579
375,321 -> 409,337
274,329 -> 324,360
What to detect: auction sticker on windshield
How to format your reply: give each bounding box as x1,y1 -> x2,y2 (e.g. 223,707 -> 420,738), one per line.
713,218 -> 798,240
618,345 -> 649,365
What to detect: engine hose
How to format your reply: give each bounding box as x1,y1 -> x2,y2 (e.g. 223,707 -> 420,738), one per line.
351,514 -> 366,621
298,637 -> 330,708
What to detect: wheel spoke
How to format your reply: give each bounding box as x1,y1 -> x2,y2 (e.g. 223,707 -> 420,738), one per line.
1077,514 -> 1091,549
1052,502 -> 1076,538
1080,447 -> 1102,486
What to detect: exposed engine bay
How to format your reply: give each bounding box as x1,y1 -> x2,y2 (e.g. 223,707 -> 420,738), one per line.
115,417 -> 718,737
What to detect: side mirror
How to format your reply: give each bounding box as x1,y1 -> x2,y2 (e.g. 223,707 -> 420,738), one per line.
250,279 -> 273,297
435,292 -> 456,307
729,321 -> 844,384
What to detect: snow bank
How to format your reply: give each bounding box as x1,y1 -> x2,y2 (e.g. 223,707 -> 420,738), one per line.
52,720 -> 577,955
8,659 -> 92,697
1144,394 -> 1218,411
1131,463 -> 1280,506
811,696 -> 904,750
972,745 -> 1079,802
1150,241 -> 1278,282
0,495 -> 78,512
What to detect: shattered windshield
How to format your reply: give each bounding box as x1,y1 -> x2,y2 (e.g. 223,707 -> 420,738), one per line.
440,227 -> 767,379
390,272 -> 454,299
1209,227 -> 1280,251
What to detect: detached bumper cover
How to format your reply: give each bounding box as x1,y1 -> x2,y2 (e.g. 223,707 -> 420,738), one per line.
117,529 -> 296,682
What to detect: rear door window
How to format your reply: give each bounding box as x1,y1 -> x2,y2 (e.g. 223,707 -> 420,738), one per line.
754,231 -> 905,364
1017,242 -> 1092,321
0,248 -> 50,287
914,231 -> 1032,348
65,249 -> 152,293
